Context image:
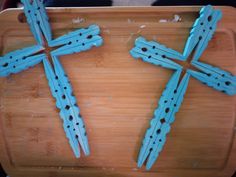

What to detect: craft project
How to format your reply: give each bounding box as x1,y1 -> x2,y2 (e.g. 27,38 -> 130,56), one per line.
0,0 -> 103,157
130,5 -> 236,170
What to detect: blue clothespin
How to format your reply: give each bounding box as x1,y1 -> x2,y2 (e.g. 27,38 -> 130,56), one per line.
52,56 -> 90,156
134,37 -> 185,61
32,0 -> 52,42
130,37 -> 182,70
137,70 -> 190,170
43,57 -> 81,157
21,0 -> 52,45
43,56 -> 90,157
50,25 -> 103,56
0,45 -> 45,77
188,61 -> 236,95
145,73 -> 190,170
183,5 -> 222,61
49,25 -> 100,47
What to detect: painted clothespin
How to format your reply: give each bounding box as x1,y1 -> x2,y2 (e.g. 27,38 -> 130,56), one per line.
137,70 -> 190,170
21,0 -> 52,45
43,56 -> 89,157
50,24 -> 103,56
183,5 -> 222,61
188,61 -> 236,95
49,25 -> 101,47
130,37 -> 182,70
0,45 -> 45,77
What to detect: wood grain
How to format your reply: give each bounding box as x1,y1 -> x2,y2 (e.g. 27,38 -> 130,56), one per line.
0,6 -> 235,177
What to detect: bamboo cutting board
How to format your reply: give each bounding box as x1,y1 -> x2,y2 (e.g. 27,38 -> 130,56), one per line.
0,6 -> 235,177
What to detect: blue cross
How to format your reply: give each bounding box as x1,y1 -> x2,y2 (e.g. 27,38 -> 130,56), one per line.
0,0 -> 103,158
130,5 -> 236,170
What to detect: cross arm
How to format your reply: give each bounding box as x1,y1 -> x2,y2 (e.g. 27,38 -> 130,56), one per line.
188,61 -> 236,95
0,45 -> 45,77
130,37 -> 182,70
50,24 -> 103,57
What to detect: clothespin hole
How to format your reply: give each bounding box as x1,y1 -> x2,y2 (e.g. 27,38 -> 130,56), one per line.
141,47 -> 147,52
160,118 -> 166,124
207,15 -> 212,22
87,35 -> 93,39
156,129 -> 161,134
2,63 -> 8,67
165,108 -> 170,113
65,105 -> 70,110
69,115 -> 73,121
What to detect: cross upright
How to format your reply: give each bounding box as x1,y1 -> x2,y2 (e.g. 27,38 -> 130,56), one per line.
130,5 -> 236,170
0,0 -> 103,158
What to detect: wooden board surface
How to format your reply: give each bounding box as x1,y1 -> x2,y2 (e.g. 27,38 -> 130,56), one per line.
0,6 -> 236,177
